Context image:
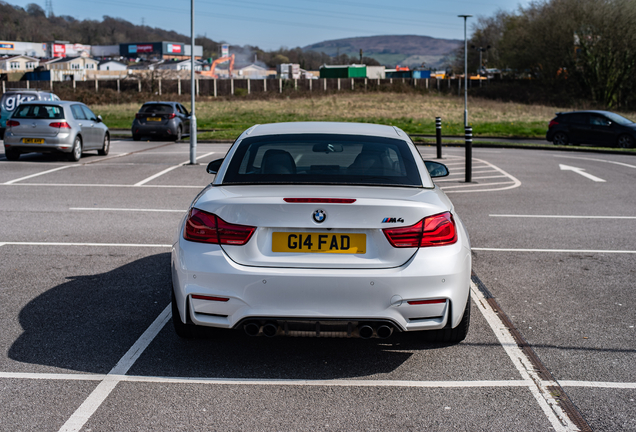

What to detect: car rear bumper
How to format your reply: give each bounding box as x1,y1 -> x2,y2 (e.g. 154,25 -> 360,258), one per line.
171,237 -> 472,333
3,132 -> 75,153
132,122 -> 178,137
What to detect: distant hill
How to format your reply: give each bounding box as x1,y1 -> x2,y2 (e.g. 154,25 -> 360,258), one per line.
303,35 -> 461,68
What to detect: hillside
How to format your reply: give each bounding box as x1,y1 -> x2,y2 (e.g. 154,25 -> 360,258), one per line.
304,35 -> 461,68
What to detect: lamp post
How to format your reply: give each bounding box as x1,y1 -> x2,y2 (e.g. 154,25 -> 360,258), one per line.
458,15 -> 472,128
189,0 -> 197,165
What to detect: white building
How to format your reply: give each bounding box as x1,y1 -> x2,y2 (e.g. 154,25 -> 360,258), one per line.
0,41 -> 47,57
0,55 -> 39,73
155,59 -> 202,71
98,60 -> 127,71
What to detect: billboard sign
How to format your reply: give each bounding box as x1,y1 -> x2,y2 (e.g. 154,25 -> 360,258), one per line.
137,44 -> 153,53
53,43 -> 66,57
167,44 -> 182,54
221,44 -> 229,58
0,43 -> 15,50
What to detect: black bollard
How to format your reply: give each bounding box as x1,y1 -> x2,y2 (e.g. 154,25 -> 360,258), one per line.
435,117 -> 442,159
465,126 -> 472,182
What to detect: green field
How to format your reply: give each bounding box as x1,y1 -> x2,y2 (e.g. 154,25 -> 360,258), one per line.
93,93 -> 632,143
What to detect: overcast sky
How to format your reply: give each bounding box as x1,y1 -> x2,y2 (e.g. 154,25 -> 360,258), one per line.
11,0 -> 530,50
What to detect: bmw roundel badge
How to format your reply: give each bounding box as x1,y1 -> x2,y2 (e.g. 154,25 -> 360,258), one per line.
313,209 -> 326,223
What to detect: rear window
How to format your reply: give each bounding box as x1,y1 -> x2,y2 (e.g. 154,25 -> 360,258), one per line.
562,113 -> 587,124
139,104 -> 173,114
11,104 -> 64,119
222,134 -> 422,187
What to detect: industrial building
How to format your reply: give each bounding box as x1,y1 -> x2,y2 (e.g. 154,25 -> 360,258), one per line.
0,41 -> 47,58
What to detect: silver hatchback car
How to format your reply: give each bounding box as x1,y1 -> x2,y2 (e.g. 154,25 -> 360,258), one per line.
3,100 -> 110,161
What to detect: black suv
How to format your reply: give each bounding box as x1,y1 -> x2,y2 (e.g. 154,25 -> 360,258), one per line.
131,102 -> 191,141
546,110 -> 636,148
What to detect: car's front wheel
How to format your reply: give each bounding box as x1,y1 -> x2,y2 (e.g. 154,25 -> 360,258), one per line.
68,136 -> 82,162
174,126 -> 182,142
98,133 -> 110,156
5,148 -> 20,161
552,132 -> 569,146
617,134 -> 635,148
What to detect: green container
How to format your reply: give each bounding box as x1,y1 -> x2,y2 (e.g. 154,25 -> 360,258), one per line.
320,65 -> 367,79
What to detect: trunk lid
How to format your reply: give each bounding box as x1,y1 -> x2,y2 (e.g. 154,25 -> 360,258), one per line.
192,185 -> 451,269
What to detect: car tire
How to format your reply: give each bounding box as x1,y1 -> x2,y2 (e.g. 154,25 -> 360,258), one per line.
617,134 -> 635,148
68,136 -> 82,162
428,294 -> 471,344
5,148 -> 20,161
174,126 -> 182,142
172,287 -> 198,339
98,133 -> 110,156
552,132 -> 569,146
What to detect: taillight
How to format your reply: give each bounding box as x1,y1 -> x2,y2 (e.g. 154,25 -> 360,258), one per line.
168,113 -> 176,119
407,299 -> 447,305
49,122 -> 71,129
548,120 -> 559,128
184,208 -> 255,245
383,211 -> 457,248
6,120 -> 20,127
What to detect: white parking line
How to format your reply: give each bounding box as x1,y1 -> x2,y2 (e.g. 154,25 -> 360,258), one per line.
2,183 -> 204,189
472,247 -> 636,254
470,282 -> 578,431
490,214 -> 636,220
3,165 -> 74,185
554,155 -> 636,169
134,151 -> 217,186
559,381 -> 636,389
58,305 -> 171,432
0,242 -> 171,248
435,175 -> 507,182
441,181 -> 516,190
70,207 -> 184,213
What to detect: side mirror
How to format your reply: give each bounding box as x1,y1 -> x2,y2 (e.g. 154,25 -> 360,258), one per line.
97,115 -> 103,123
207,158 -> 224,174
424,161 -> 449,178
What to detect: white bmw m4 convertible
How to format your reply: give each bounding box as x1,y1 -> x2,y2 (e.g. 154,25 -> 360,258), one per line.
171,122 -> 471,342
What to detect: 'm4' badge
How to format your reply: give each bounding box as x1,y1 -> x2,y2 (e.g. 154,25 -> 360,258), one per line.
381,217 -> 404,223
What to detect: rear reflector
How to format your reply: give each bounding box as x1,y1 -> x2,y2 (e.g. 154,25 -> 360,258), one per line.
284,198 -> 356,203
49,122 -> 71,129
408,299 -> 447,305
548,120 -> 559,128
6,120 -> 20,127
383,211 -> 457,248
191,294 -> 229,302
184,208 -> 255,245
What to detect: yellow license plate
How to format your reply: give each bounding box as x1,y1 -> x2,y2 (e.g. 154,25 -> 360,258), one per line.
147,117 -> 161,121
22,138 -> 45,144
272,232 -> 366,254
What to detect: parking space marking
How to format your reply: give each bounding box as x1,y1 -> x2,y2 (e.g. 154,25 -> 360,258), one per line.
0,372 -> 105,380
559,381 -> 636,389
470,281 -> 579,432
441,181 -> 516,190
436,175 -> 507,182
472,247 -> 636,254
134,151 -> 217,186
490,214 -> 636,219
3,165 -> 74,184
2,183 -> 204,189
554,155 -> 636,169
70,207 -> 184,213
0,242 -> 171,248
58,305 -> 171,432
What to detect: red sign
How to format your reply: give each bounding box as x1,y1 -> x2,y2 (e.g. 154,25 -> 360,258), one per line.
171,44 -> 181,53
137,44 -> 153,53
53,43 -> 66,57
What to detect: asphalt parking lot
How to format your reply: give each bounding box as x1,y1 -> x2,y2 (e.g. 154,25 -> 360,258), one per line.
0,140 -> 634,431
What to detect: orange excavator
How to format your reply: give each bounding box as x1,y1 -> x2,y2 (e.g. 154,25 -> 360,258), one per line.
199,54 -> 235,78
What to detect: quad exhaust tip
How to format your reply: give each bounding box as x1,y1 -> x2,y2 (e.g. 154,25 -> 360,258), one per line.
243,321 -> 394,339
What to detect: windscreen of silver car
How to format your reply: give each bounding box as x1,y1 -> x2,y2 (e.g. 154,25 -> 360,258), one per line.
222,134 -> 422,187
